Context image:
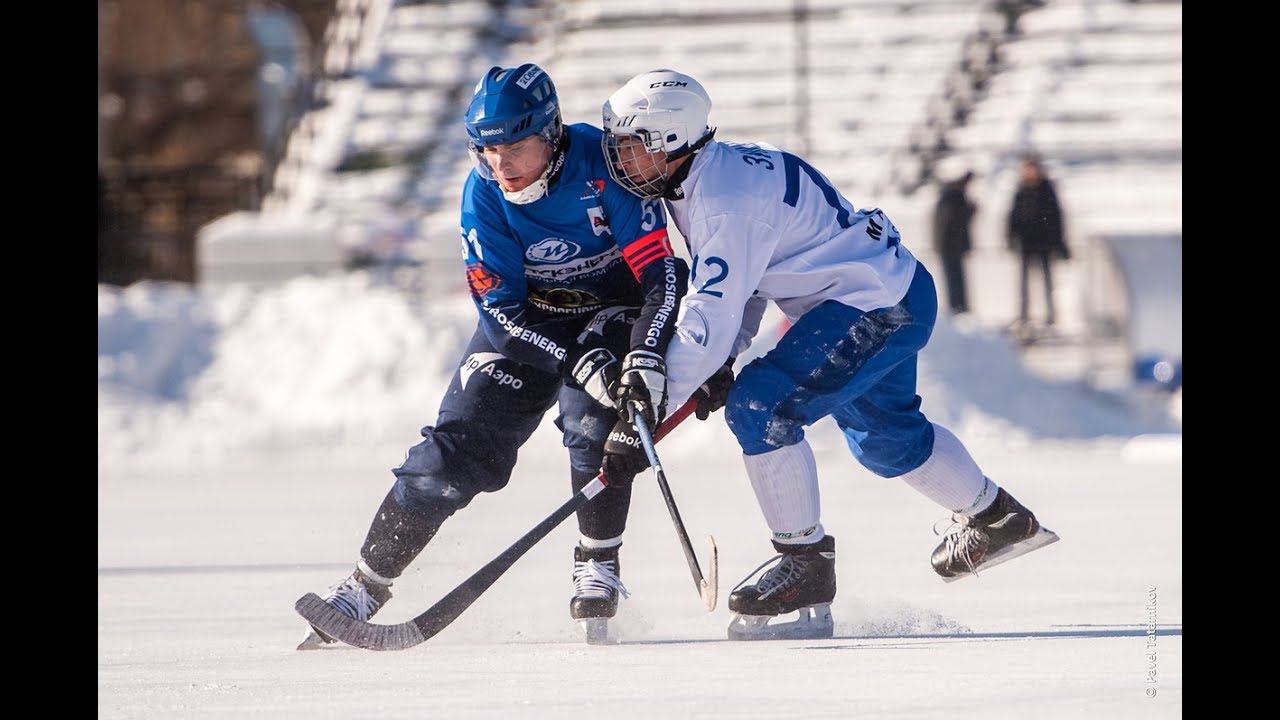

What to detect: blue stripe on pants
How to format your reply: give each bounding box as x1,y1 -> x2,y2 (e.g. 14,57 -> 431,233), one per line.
724,264 -> 939,477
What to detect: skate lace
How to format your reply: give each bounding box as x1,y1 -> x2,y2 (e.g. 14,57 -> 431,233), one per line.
322,576 -> 382,621
934,516 -> 987,577
731,554 -> 807,600
573,559 -> 630,600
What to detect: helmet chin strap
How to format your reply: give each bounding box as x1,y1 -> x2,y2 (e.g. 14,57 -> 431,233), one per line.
502,172 -> 550,204
660,128 -> 716,201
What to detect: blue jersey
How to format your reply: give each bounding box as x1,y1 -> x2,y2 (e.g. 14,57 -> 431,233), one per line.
460,123 -> 685,374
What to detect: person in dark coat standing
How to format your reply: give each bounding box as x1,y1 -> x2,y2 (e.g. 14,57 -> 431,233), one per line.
932,170 -> 977,315
1008,153 -> 1069,327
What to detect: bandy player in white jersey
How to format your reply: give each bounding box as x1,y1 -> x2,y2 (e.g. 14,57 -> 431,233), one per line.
596,70 -> 1060,641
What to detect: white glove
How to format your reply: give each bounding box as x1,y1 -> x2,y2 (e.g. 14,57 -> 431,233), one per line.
572,348 -> 619,409
617,350 -> 668,427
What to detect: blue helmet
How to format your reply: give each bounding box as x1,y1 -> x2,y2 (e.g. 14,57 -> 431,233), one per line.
464,64 -> 562,149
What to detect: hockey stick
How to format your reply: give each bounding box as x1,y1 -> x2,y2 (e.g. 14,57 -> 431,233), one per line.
294,400 -> 698,651
630,402 -> 718,612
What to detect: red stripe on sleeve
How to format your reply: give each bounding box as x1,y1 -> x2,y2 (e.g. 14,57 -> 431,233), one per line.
622,229 -> 673,279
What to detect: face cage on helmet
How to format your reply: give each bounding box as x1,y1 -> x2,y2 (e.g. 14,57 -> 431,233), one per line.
467,114 -> 563,184
603,129 -> 670,200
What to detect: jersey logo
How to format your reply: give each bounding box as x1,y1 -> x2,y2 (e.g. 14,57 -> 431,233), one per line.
579,305 -> 634,340
466,262 -> 502,297
524,246 -> 622,282
459,352 -> 524,391
460,352 -> 503,390
676,306 -> 710,347
525,238 -> 581,264
530,287 -> 603,314
586,206 -> 610,236
579,179 -> 606,200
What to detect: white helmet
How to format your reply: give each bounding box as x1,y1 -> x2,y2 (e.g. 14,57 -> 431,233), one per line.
602,69 -> 715,198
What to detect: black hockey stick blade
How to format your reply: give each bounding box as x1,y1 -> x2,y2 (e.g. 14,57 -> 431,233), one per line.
295,490 -> 590,650
294,401 -> 697,651
295,592 -> 425,650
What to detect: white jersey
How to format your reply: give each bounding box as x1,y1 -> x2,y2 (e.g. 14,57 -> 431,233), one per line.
663,139 -> 918,406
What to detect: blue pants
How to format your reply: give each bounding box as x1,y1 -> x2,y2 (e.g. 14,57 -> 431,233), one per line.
725,264 -> 939,477
391,309 -> 637,539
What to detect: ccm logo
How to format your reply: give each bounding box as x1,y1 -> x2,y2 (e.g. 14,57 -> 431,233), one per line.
649,81 -> 688,88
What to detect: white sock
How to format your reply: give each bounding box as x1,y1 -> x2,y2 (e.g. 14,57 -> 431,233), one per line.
743,441 -> 825,545
356,559 -> 395,586
579,534 -> 623,550
896,423 -> 998,515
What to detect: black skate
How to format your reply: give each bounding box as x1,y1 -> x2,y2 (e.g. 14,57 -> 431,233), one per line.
727,535 -> 836,641
570,544 -> 629,645
297,565 -> 393,650
932,488 -> 1060,582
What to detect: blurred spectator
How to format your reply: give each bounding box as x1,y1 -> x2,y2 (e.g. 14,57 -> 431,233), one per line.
994,0 -> 1048,36
932,170 -> 976,316
1008,153 -> 1069,329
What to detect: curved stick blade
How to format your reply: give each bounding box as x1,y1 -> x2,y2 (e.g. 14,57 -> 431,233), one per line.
700,535 -> 718,612
294,593 -> 426,651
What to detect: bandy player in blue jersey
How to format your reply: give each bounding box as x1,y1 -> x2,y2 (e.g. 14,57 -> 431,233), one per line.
600,70 -> 1059,641
300,64 -> 692,647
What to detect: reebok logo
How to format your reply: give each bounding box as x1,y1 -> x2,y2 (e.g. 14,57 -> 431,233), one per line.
608,430 -> 642,448
479,127 -> 504,137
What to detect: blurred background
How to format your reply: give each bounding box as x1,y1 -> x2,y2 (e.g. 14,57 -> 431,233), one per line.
98,0 -> 1181,463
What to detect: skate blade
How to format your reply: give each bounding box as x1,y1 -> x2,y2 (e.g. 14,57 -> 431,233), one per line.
296,624 -> 336,651
727,603 -> 834,641
580,618 -> 615,646
942,526 -> 1061,583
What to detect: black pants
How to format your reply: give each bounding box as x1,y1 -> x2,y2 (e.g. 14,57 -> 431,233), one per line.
391,309 -> 639,539
1019,251 -> 1055,325
939,250 -> 969,314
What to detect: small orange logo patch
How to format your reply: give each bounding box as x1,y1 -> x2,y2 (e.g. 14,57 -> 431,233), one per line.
466,263 -> 502,297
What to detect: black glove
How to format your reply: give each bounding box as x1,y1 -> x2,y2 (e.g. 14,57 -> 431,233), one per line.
601,418 -> 650,487
694,358 -> 735,420
616,350 -> 668,428
571,348 -> 620,410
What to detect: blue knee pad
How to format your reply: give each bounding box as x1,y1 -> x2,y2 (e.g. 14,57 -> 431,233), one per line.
845,420 -> 934,478
725,361 -> 807,455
